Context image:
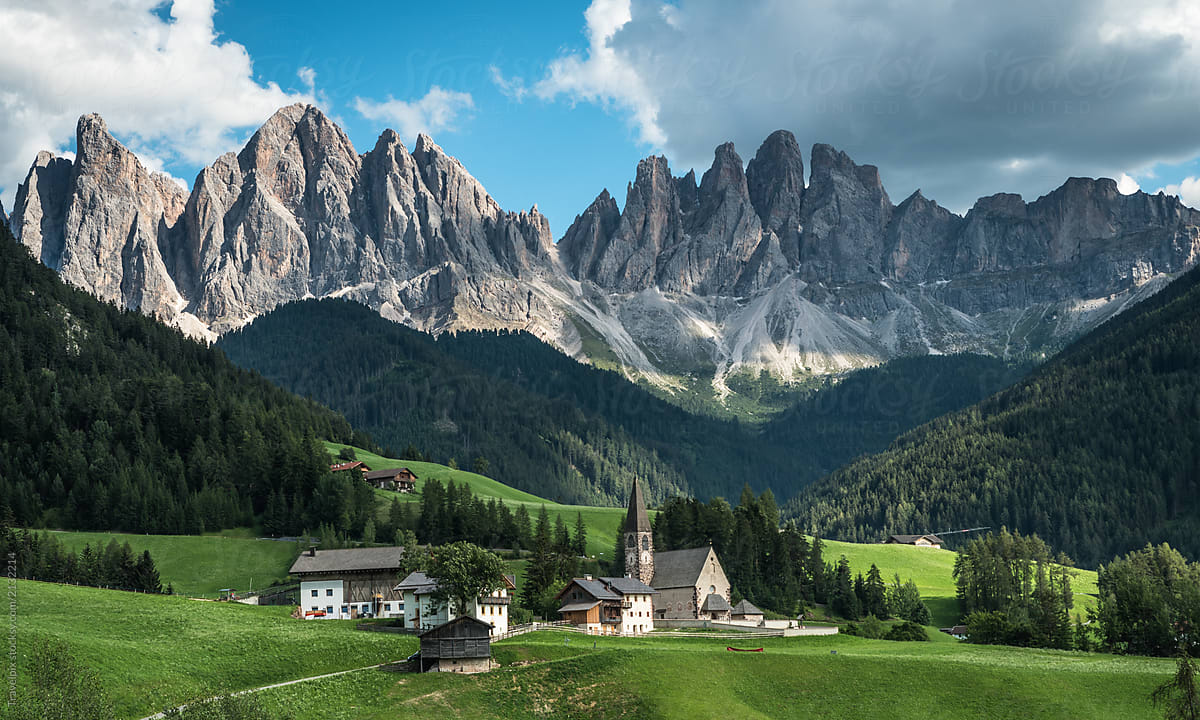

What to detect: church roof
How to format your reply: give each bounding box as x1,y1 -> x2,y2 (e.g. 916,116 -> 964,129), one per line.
651,546 -> 715,589
625,478 -> 652,533
701,592 -> 732,613
732,599 -> 762,616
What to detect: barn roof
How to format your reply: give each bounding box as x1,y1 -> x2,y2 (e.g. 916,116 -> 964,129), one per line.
557,601 -> 600,613
330,461 -> 370,473
651,547 -> 715,589
888,534 -> 944,545
625,478 -> 652,533
289,546 -> 404,575
418,615 -> 493,640
701,593 -> 732,613
731,599 -> 762,616
365,467 -> 418,481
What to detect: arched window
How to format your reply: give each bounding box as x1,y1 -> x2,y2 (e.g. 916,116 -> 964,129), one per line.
626,535 -> 635,547
641,536 -> 650,550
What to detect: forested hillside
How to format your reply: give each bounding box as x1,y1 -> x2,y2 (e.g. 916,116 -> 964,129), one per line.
0,223 -> 371,534
219,298 -> 1025,506
788,266 -> 1200,567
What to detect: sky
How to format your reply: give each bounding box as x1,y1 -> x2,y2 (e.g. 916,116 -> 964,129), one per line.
2,0 -> 1200,236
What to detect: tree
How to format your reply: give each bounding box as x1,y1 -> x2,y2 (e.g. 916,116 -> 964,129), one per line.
395,529 -> 428,576
472,456 -> 490,476
1152,651 -> 1200,720
864,564 -> 888,618
361,517 -> 376,544
426,541 -> 507,617
14,638 -> 114,720
831,556 -> 860,619
573,511 -> 588,556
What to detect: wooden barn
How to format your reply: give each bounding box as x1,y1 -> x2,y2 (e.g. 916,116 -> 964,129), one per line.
365,467 -> 418,493
418,616 -> 493,673
886,534 -> 944,549
330,460 -> 371,476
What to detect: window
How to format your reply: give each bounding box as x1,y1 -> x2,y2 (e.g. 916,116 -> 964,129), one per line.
709,585 -> 716,594
311,606 -> 318,612
326,588 -> 334,597
311,589 -> 318,598
341,606 -> 349,614
326,606 -> 333,614
642,536 -> 649,550
384,604 -> 391,611
361,605 -> 369,613
627,535 -> 635,547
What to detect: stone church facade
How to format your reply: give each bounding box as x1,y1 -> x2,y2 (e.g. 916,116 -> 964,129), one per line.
624,479 -> 732,622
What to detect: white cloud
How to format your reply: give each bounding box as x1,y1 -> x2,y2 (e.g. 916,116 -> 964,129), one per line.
518,0 -> 1200,209
353,87 -> 475,143
532,0 -> 665,147
1159,177 -> 1200,209
1116,173 -> 1141,195
297,67 -> 317,95
489,66 -> 528,101
0,0 -> 315,208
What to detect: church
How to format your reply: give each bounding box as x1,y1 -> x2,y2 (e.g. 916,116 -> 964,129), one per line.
624,479 -> 732,621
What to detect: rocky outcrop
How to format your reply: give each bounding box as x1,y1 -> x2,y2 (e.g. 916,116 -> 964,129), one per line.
9,109 -> 1200,397
799,143 -> 893,284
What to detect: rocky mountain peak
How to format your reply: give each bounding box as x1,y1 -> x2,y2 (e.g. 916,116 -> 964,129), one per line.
746,129 -> 805,266
801,143 -> 893,283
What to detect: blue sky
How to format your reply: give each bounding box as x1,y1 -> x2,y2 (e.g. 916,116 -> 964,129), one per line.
3,0 -> 1200,234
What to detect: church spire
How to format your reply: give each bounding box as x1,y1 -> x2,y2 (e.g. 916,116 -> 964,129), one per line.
625,477 -> 651,533
624,478 -> 654,586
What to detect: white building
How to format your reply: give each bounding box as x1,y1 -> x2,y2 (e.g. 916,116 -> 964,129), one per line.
289,546 -> 405,620
394,571 -> 515,637
555,575 -> 658,635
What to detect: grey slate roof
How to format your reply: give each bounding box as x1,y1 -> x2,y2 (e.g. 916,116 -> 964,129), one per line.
603,576 -> 658,595
558,601 -> 600,613
625,478 -> 652,533
289,546 -> 404,575
650,546 -> 714,589
395,571 -> 439,594
731,599 -> 762,616
570,578 -> 620,600
395,571 -> 517,595
701,593 -> 732,613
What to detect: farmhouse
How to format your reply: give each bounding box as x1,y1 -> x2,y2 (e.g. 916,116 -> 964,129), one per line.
394,571 -> 515,637
417,616 -> 493,673
731,599 -> 764,624
330,460 -> 371,475
623,479 -> 733,621
365,467 -> 418,493
555,575 -> 656,635
886,534 -> 944,549
289,546 -> 405,620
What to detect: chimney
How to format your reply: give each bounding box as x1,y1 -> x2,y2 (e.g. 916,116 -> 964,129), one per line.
308,546 -> 317,557
584,574 -> 593,581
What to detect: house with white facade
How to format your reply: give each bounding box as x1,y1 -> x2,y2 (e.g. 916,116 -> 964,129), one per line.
555,575 -> 657,635
290,546 -> 406,620
394,571 -> 515,637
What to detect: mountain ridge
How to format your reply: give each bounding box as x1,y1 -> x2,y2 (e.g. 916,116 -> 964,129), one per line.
10,105 -> 1200,401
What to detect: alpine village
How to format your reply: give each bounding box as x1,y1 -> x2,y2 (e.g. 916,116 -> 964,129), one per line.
5,3 -> 1200,719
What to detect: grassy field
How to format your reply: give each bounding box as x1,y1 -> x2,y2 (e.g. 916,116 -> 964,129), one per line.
327,442 -> 637,558
43,530 -> 301,598
251,630 -> 1173,720
822,537 -> 1100,627
13,580 -> 416,719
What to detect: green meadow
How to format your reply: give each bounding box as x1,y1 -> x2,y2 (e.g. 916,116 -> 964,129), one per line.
327,441 -> 637,558
42,530 -> 301,598
253,630 -> 1171,720
822,536 -> 1100,627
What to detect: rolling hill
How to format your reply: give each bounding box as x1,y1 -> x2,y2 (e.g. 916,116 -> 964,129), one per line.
788,263 -> 1200,567
218,298 -> 1025,506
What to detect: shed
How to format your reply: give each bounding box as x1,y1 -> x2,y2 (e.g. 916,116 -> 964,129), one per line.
731,598 -> 764,623
886,534 -> 944,549
418,616 -> 493,673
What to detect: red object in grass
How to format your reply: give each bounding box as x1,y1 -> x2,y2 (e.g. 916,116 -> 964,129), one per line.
726,647 -> 764,652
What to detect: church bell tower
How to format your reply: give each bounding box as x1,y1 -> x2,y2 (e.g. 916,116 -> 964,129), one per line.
624,478 -> 654,586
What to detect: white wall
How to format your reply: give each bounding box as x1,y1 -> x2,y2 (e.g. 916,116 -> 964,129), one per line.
301,580 -> 344,619
621,593 -> 654,635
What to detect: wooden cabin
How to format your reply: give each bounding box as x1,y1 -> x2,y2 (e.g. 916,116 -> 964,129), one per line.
330,460 -> 371,476
364,467 -> 418,493
418,616 -> 493,673
886,534 -> 944,549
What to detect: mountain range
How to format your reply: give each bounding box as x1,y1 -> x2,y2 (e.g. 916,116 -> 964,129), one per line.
9,104 -> 1200,399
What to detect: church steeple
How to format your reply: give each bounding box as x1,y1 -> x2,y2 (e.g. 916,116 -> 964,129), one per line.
624,478 -> 654,585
